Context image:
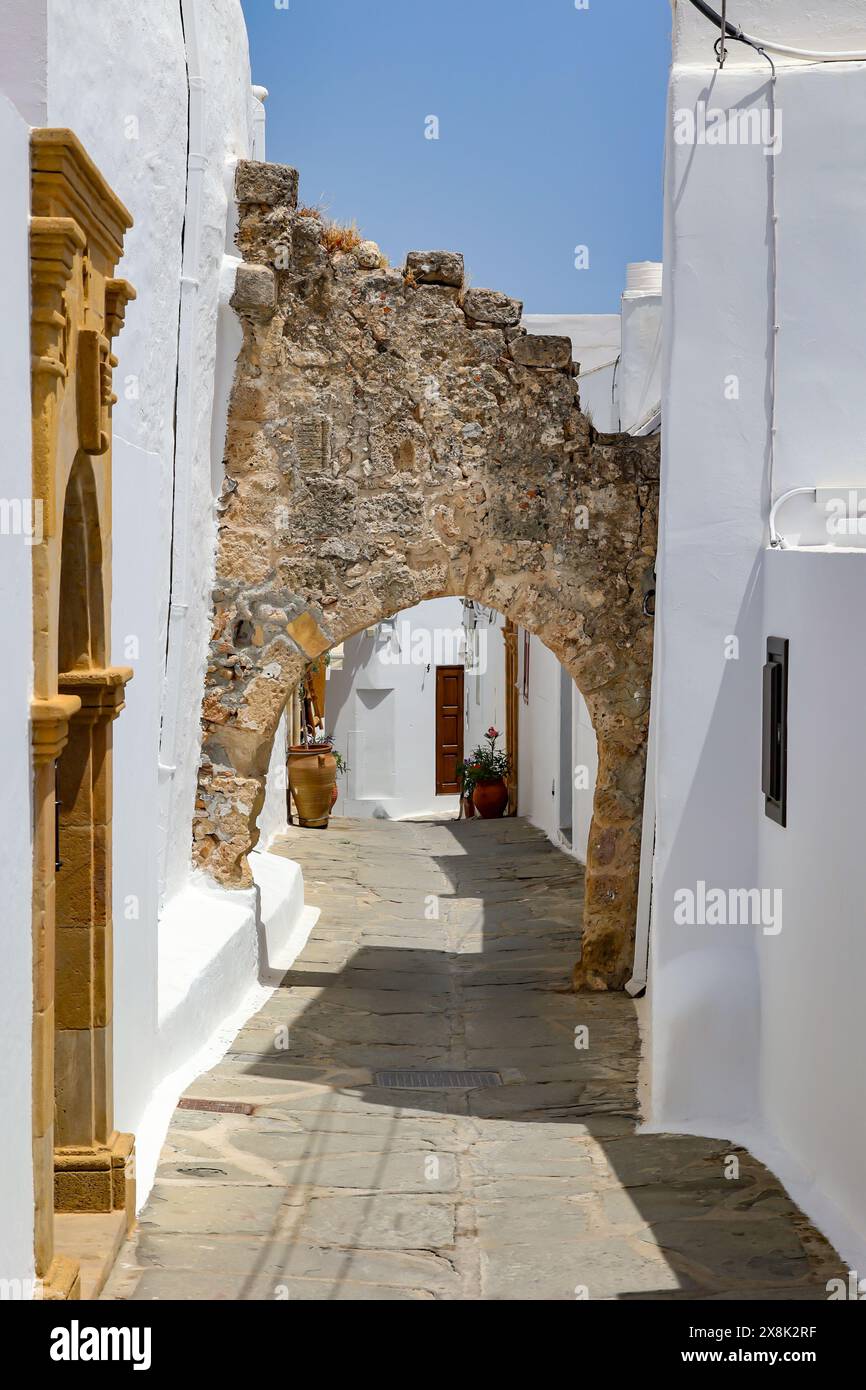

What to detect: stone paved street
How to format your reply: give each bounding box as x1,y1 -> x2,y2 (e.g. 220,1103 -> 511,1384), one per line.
104,818 -> 842,1301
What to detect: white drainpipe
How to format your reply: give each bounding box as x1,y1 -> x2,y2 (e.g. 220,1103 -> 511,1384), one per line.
157,0 -> 208,899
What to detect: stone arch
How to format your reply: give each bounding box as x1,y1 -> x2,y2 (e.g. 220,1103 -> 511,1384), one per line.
194,159 -> 659,991
58,454 -> 106,673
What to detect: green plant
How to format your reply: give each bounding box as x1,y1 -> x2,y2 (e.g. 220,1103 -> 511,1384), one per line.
467,727 -> 510,784
457,758 -> 482,799
332,749 -> 349,777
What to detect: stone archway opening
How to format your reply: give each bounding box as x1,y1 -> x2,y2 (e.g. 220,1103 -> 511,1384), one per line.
54,456 -> 133,1216
321,592 -> 600,856
193,159 -> 659,991
55,457 -> 106,1172
285,590 -> 626,986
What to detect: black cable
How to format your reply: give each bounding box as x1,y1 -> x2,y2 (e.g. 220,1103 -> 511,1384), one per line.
686,0 -> 766,62
685,0 -> 742,39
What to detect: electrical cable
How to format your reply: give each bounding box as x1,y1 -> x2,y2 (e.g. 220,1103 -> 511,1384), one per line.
686,0 -> 866,62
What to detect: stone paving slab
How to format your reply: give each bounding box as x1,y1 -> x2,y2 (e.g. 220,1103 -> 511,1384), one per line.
104,817 -> 845,1303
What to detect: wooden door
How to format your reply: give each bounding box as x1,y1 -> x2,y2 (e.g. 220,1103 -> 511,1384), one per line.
435,665 -> 464,794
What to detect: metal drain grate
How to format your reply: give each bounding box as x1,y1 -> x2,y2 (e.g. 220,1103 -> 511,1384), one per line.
374,1069 -> 502,1090
177,1098 -> 255,1115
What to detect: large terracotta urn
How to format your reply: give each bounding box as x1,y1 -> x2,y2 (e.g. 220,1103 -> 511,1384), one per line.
473,777 -> 509,819
288,745 -> 337,828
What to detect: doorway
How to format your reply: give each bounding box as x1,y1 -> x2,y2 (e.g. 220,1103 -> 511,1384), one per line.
435,665 -> 464,795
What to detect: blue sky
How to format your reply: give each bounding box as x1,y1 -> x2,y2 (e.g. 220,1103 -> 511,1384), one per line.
241,0 -> 671,314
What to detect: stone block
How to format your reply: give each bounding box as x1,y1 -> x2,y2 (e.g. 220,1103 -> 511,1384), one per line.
33,1129 -> 54,1277
56,825 -> 94,928
55,927 -> 94,1029
111,1132 -> 136,1221
33,879 -> 55,1013
55,1028 -> 96,1148
235,159 -> 299,209
231,263 -> 277,318
406,250 -> 464,287
510,334 -> 573,370
41,1254 -> 81,1301
355,240 -> 383,269
54,1166 -> 114,1216
286,611 -> 331,659
463,287 -> 523,326
32,1005 -> 54,1138
93,1025 -> 112,1140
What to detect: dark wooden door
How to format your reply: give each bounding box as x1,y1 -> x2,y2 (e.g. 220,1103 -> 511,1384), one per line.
435,665 -> 464,794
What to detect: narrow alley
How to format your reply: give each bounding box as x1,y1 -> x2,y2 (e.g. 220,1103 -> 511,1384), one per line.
104,819 -> 840,1302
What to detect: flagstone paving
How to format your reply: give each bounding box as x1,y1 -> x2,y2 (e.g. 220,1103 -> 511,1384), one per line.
103,817 -> 843,1301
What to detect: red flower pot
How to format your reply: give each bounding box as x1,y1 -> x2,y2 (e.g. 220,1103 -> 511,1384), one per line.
473,778 -> 509,819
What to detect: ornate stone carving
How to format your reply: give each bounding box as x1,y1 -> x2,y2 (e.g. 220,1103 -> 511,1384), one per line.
28,129 -> 135,1295
58,666 -> 134,724
30,694 -> 83,765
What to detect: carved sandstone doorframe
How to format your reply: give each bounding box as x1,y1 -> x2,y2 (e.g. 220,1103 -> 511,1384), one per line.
29,129 -> 135,1299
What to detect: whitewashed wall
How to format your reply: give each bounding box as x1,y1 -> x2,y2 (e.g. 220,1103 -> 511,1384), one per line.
464,608 -> 507,759
652,0 -> 866,1271
515,632 -> 598,862
759,551 -> 866,1267
40,0 -> 306,1204
46,0 -> 189,1160
572,687 -> 598,863
517,634 -> 561,845
259,710 -> 289,848
329,599 -> 465,820
0,90 -> 36,1291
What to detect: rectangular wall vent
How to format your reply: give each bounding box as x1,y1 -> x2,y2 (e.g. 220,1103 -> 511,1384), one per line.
762,637 -> 789,827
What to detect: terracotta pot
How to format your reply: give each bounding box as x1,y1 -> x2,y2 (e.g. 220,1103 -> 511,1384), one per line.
288,745 -> 337,828
330,783 -> 339,810
473,777 -> 509,819
464,795 -> 476,819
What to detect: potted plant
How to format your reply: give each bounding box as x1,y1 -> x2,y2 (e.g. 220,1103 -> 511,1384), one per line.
457,758 -> 481,818
288,729 -> 345,828
469,727 -> 510,819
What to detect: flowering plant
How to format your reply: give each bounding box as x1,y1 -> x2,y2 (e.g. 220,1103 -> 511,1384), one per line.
466,727 -> 510,784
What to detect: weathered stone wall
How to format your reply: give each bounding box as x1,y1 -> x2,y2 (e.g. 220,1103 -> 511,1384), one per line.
194,159 -> 659,990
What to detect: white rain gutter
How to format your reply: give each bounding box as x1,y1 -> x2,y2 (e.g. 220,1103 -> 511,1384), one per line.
157,0 -> 208,895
